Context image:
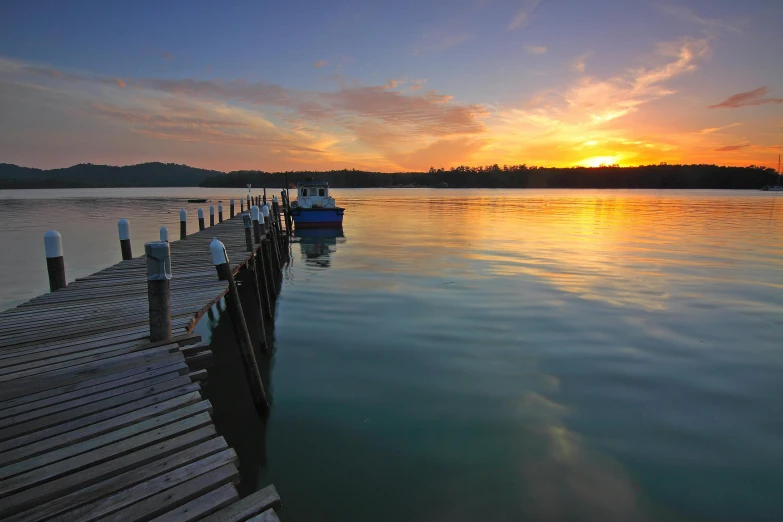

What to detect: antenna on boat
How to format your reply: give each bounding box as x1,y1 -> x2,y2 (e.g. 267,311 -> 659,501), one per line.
247,184 -> 252,194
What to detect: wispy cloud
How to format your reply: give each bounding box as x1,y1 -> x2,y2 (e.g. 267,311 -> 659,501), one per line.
525,45 -> 547,55
571,52 -> 590,74
708,87 -> 783,109
563,38 -> 709,123
658,3 -> 742,35
714,144 -> 748,152
412,30 -> 473,55
313,59 -> 327,68
699,123 -> 741,134
508,0 -> 541,30
159,51 -> 175,61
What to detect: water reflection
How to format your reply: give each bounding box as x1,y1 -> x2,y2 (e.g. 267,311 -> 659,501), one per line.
295,228 -> 345,269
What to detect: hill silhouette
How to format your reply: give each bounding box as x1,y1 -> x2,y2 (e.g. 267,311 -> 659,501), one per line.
0,162 -> 222,188
200,164 -> 780,189
1,162 -> 778,189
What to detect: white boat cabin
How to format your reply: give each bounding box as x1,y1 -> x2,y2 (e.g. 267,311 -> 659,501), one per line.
294,181 -> 337,209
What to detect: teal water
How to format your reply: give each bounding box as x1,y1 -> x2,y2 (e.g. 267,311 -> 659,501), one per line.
1,189 -> 782,521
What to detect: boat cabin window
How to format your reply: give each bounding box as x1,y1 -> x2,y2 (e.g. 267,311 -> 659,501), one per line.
301,188 -> 308,197
319,188 -> 325,196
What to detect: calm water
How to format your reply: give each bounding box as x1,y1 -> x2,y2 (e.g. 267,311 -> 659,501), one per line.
1,188 -> 782,521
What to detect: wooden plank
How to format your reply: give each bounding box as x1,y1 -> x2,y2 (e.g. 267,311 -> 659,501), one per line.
55,449 -> 238,522
201,485 -> 282,522
246,509 -> 282,522
0,379 -> 198,444
0,366 -> 186,422
0,373 -> 193,431
5,438 -> 230,522
189,370 -> 208,383
150,482 -> 240,522
0,360 -> 188,418
0,387 -> 199,454
185,350 -> 214,371
92,463 -> 239,522
0,400 -> 212,478
0,347 -> 180,400
0,426 -> 218,518
0,392 -> 204,466
0,412 -> 214,500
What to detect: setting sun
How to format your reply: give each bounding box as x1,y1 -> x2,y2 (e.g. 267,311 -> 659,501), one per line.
580,156 -> 622,168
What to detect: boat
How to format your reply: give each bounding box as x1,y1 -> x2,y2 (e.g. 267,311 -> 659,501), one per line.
187,199 -> 208,203
289,181 -> 344,229
761,155 -> 783,191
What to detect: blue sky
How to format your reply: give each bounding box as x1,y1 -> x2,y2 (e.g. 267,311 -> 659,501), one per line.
0,0 -> 781,171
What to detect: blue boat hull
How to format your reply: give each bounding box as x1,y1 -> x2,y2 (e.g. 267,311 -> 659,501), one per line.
291,207 -> 344,229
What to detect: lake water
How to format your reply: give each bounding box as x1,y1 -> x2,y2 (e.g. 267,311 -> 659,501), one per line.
0,188 -> 782,521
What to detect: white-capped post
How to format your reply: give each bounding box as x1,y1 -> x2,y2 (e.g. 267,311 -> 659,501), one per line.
198,208 -> 205,231
44,230 -> 66,292
230,198 -> 235,218
209,237 -> 269,412
118,218 -> 132,260
246,194 -> 251,212
209,205 -> 215,227
218,203 -> 224,223
261,204 -> 270,235
145,241 -> 172,342
240,198 -> 244,213
160,226 -> 169,243
243,212 -> 254,251
180,209 -> 187,239
251,205 -> 261,244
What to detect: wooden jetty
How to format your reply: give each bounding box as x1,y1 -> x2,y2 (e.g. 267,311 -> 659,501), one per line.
0,197 -> 291,521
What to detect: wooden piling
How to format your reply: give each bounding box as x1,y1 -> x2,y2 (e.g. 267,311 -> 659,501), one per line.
180,209 -> 187,239
252,206 -> 261,244
230,198 -> 235,218
243,213 -> 254,252
210,238 -> 269,413
118,219 -> 133,261
145,241 -> 172,342
198,209 -> 206,231
210,206 -> 215,227
218,204 -> 224,223
44,230 -> 66,292
160,226 -> 169,242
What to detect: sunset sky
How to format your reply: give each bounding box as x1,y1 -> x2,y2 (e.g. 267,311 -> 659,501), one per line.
0,0 -> 781,172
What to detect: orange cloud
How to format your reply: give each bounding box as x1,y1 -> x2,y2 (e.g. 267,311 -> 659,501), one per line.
708,87 -> 783,109
714,144 -> 748,152
313,60 -> 327,68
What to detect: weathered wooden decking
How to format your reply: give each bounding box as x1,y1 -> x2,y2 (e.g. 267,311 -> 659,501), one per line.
0,213 -> 282,521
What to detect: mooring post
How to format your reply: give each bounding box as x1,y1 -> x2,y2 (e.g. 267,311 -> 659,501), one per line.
246,194 -> 251,212
230,198 -> 235,218
180,209 -> 187,240
263,204 -> 282,276
44,230 -> 66,292
118,218 -> 132,260
243,215 -> 269,353
243,212 -> 254,251
209,205 -> 215,227
272,196 -> 284,251
145,241 -> 172,342
210,238 -> 269,413
241,200 -> 244,213
160,226 -> 169,243
251,205 -> 261,244
218,204 -> 223,223
198,208 -> 205,231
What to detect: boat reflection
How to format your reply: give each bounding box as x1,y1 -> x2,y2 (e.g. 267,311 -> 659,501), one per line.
295,227 -> 344,269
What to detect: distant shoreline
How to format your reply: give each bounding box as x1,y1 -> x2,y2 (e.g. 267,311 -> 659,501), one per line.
1,162 -> 779,190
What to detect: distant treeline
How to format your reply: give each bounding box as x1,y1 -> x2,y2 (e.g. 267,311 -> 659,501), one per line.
0,162 -> 220,189
1,162 -> 778,189
200,164 -> 779,189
